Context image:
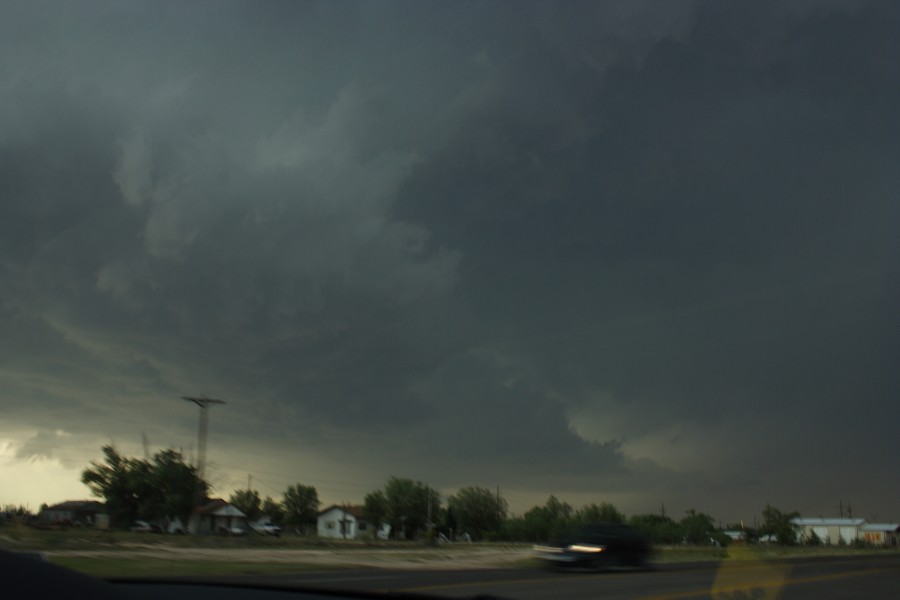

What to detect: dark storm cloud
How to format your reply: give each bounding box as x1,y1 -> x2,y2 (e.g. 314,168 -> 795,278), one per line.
1,1 -> 897,518
392,0 -> 899,506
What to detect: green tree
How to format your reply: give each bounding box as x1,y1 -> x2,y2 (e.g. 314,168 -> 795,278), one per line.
282,484 -> 319,532
806,528 -> 821,546
2,505 -> 34,519
760,504 -> 800,545
363,490 -> 388,537
81,445 -> 207,527
578,502 -> 625,524
545,495 -> 573,519
630,513 -> 683,545
383,476 -> 440,540
81,446 -> 140,526
229,489 -> 262,521
146,449 -> 208,522
680,509 -> 716,545
515,495 -> 574,542
448,486 -> 508,540
261,496 -> 285,525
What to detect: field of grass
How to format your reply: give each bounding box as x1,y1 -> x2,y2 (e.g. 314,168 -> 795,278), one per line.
4,523 -> 900,578
49,557 -> 337,577
0,522 -> 411,550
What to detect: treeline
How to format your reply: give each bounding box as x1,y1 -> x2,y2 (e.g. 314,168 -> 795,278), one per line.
487,497 -> 801,546
2,505 -> 36,524
81,446 -> 801,544
228,484 -> 319,532
81,445 -> 322,530
499,496 -> 730,545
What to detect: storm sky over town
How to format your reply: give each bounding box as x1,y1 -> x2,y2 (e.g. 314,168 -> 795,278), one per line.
1,0 -> 898,522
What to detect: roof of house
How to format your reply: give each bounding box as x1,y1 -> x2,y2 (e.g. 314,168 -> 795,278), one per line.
318,505 -> 365,519
861,523 -> 900,532
792,518 -> 867,526
44,500 -> 104,512
196,498 -> 228,513
195,499 -> 246,517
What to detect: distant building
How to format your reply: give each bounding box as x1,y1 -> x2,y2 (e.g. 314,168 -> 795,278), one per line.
188,498 -> 247,534
792,518 -> 867,545
317,505 -> 390,540
723,530 -> 745,543
41,500 -> 105,526
860,524 -> 900,546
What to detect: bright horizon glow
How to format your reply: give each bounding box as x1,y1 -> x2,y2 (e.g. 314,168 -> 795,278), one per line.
0,454 -> 92,509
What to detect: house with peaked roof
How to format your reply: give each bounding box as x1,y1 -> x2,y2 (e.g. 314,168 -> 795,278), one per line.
316,504 -> 390,540
188,498 -> 247,534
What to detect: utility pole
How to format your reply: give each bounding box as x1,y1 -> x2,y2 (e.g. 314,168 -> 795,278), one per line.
427,487 -> 433,533
248,474 -> 253,490
182,396 -> 226,483
839,500 -> 844,518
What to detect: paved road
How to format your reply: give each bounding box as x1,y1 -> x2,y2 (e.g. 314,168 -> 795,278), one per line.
222,554 -> 900,599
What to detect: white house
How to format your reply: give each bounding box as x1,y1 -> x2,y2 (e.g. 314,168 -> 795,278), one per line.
188,498 -> 248,534
792,518 -> 867,545
316,505 -> 390,540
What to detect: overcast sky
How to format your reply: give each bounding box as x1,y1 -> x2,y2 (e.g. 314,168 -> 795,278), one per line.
1,0 -> 897,523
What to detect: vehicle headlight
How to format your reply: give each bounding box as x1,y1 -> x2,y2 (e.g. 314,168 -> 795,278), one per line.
566,543 -> 606,553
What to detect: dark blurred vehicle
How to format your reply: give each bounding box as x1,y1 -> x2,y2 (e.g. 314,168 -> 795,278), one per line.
533,523 -> 651,571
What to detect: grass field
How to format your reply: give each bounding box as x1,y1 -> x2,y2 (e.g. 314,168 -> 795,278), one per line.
0,522 -> 385,550
48,557 -> 339,577
4,523 -> 899,578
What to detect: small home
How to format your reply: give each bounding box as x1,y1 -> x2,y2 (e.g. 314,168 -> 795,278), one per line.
188,498 -> 247,534
317,505 -> 390,540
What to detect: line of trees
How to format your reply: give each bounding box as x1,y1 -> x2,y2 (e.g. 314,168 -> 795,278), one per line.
363,476 -> 442,540
355,480 -> 735,546
82,445 -> 322,532
497,497 -> 803,546
352,484 -> 801,547
447,485 -> 508,540
80,447 -> 802,545
229,484 -> 320,533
